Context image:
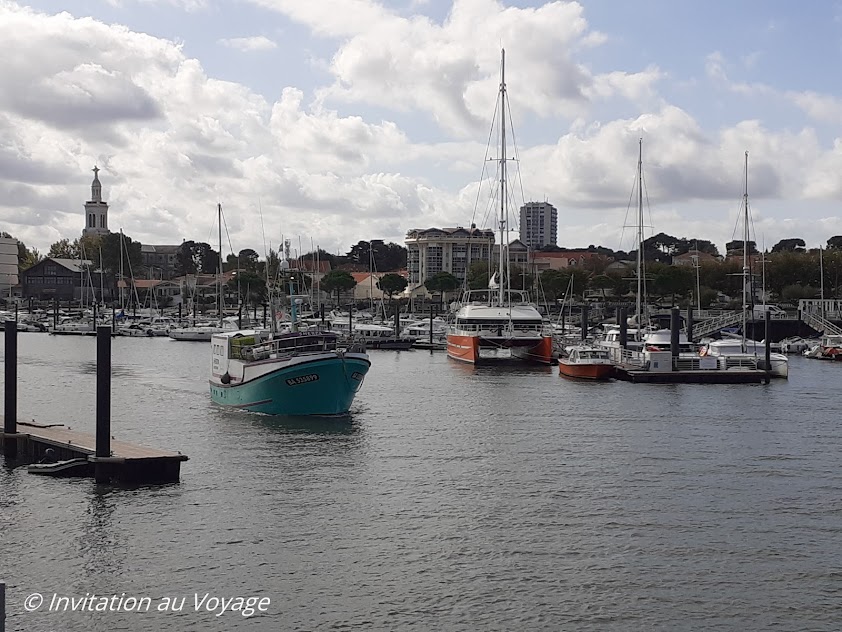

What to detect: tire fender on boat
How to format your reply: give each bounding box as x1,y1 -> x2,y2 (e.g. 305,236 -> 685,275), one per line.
220,372 -> 231,384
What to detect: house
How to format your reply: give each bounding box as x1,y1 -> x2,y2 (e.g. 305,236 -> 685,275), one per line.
140,244 -> 181,279
529,250 -> 613,272
672,251 -> 719,266
21,257 -> 99,302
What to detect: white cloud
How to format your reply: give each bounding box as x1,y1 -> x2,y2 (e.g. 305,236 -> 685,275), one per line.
218,36 -> 278,52
1,1 -> 842,260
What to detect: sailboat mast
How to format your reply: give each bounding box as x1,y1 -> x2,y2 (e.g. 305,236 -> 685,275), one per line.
636,139 -> 643,332
742,151 -> 749,352
218,203 -> 223,328
498,48 -> 507,308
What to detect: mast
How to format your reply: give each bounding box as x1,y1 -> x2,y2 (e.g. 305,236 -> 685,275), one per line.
218,203 -> 223,328
498,48 -> 507,308
119,228 -> 125,311
636,138 -> 643,335
742,151 -> 749,353
820,244 -> 825,320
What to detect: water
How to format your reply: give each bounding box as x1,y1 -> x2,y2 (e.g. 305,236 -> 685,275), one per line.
1,335 -> 841,631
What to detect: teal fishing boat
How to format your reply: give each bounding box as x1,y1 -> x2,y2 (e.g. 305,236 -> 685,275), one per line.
209,329 -> 370,415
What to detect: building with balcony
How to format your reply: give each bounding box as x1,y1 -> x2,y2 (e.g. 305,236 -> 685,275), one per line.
405,226 -> 495,292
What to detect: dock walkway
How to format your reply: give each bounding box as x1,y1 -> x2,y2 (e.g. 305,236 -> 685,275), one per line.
2,419 -> 188,483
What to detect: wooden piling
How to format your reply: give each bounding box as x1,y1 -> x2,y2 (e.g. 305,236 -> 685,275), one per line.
95,326 -> 111,483
3,321 -> 17,459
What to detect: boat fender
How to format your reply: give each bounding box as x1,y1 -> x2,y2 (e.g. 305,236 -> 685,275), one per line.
220,372 -> 231,384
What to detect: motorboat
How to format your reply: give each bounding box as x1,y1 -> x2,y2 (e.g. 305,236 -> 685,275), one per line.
558,346 -> 615,380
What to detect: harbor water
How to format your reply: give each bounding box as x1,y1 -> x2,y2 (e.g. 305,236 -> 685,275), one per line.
1,334 -> 841,631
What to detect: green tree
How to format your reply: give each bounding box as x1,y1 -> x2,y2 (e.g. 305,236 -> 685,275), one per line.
466,261 -> 490,290
48,238 -> 78,259
826,235 -> 842,250
650,264 -> 694,304
509,265 -> 535,291
771,238 -> 806,253
175,241 -> 220,275
377,273 -> 408,310
321,270 -> 357,305
346,240 -> 407,271
238,248 -> 260,272
99,232 -> 143,277
227,270 -> 267,308
424,272 -> 460,301
1,231 -> 41,270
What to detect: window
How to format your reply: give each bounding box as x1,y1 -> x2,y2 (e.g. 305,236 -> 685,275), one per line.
88,213 -> 95,228
100,215 -> 106,228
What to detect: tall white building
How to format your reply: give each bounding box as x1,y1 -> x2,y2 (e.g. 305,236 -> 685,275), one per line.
405,227 -> 495,290
519,201 -> 557,249
83,166 -> 110,237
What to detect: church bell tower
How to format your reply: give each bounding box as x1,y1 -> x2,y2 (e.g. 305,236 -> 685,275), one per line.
82,165 -> 110,237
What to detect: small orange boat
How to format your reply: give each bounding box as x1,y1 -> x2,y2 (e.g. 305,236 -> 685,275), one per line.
558,346 -> 615,380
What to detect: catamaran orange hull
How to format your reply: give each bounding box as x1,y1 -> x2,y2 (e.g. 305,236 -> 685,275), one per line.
447,334 -> 553,365
558,361 -> 615,380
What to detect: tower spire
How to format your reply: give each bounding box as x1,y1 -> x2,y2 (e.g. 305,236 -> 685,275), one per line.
91,165 -> 102,202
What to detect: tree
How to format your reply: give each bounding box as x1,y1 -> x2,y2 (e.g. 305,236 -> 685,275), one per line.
424,272 -> 459,299
238,248 -> 260,272
346,240 -> 407,271
467,261 -> 490,290
377,273 -> 408,310
175,241 -> 220,276
99,232 -> 143,277
48,238 -> 79,259
1,232 -> 41,270
650,264 -> 694,304
826,235 -> 842,250
771,238 -> 806,253
227,271 -> 267,308
321,270 -> 357,305
509,265 -> 535,291
725,240 -> 758,255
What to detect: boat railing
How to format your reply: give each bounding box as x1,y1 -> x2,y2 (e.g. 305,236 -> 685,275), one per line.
232,336 -> 338,361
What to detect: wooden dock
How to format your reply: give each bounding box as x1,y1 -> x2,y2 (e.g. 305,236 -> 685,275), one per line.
614,366 -> 770,384
2,420 -> 188,483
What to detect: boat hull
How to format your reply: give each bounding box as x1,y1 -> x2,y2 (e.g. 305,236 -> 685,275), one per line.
558,360 -> 615,380
446,334 -> 553,364
209,356 -> 370,415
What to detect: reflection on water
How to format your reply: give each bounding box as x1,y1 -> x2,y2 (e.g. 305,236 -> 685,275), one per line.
1,336 -> 841,631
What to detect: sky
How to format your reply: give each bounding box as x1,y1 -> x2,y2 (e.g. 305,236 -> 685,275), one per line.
3,0 -> 842,259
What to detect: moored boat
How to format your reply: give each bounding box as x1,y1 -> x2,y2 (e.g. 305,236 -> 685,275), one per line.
558,346 -> 615,380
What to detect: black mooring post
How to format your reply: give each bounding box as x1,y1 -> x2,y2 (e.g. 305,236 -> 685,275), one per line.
429,305 -> 434,346
670,307 -> 680,368
320,304 -> 325,325
687,306 -> 694,343
765,310 -> 772,378
1,580 -> 6,632
394,304 -> 400,337
619,307 -> 628,349
95,326 -> 111,483
581,304 -> 589,341
237,305 -> 242,329
3,321 -> 17,459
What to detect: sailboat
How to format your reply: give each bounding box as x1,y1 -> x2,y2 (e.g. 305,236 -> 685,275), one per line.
699,152 -> 788,378
169,204 -> 239,341
446,49 -> 553,364
209,255 -> 371,416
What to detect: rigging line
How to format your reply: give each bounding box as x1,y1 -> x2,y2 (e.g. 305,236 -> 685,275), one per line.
503,93 -> 526,233
618,170 -> 638,253
470,96 -> 502,229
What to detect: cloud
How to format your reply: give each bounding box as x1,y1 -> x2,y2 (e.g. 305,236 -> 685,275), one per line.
253,0 -> 651,134
218,36 -> 278,52
1,2 -> 842,260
